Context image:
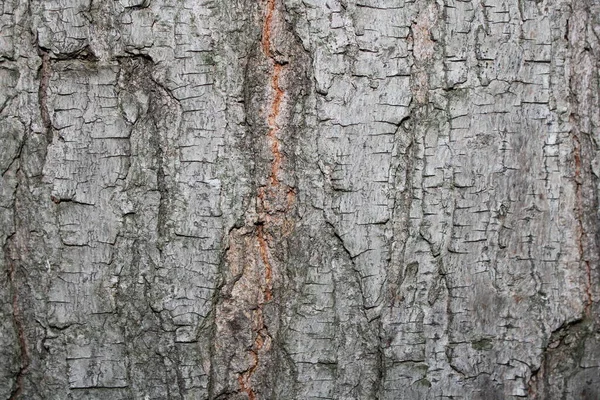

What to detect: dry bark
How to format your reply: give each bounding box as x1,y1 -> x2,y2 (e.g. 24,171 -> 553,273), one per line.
1,0 -> 599,398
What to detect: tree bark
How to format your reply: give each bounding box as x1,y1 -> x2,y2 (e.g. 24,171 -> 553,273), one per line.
1,0 -> 599,398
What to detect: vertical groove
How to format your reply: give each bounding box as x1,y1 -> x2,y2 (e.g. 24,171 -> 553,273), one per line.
267,64 -> 285,186
568,2 -> 595,315
8,267 -> 28,400
237,0 -> 295,398
573,132 -> 594,314
6,244 -> 29,400
257,225 -> 273,301
37,49 -> 52,143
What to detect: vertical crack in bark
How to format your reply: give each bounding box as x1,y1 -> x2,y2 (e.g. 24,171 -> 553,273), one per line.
572,133 -> 593,313
5,246 -> 29,400
3,123 -> 28,399
237,0 -> 295,398
37,49 -> 53,143
568,4 -> 595,315
267,64 -> 285,186
237,309 -> 271,400
262,0 -> 276,58
257,225 -> 273,302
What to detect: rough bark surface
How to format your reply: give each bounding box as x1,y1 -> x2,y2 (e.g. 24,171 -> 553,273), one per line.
1,0 -> 599,399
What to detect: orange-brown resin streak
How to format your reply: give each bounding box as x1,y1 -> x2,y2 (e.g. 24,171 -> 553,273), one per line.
238,310 -> 271,400
238,352 -> 259,400
238,1 -> 293,398
262,0 -> 276,57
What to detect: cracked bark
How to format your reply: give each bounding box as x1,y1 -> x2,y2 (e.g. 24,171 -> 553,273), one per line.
1,0 -> 600,398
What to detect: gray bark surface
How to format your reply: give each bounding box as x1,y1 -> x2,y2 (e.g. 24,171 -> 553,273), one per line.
1,0 -> 599,398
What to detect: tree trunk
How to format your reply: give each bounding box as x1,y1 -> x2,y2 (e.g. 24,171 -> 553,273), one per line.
1,0 -> 599,398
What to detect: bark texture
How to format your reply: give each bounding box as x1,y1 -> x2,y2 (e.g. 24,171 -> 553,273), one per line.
1,0 -> 600,398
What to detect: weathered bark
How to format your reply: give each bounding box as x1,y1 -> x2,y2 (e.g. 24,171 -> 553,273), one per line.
1,0 -> 599,398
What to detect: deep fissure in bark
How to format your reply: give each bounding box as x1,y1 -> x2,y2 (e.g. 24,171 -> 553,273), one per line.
37,48 -> 52,143
224,0 -> 298,398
